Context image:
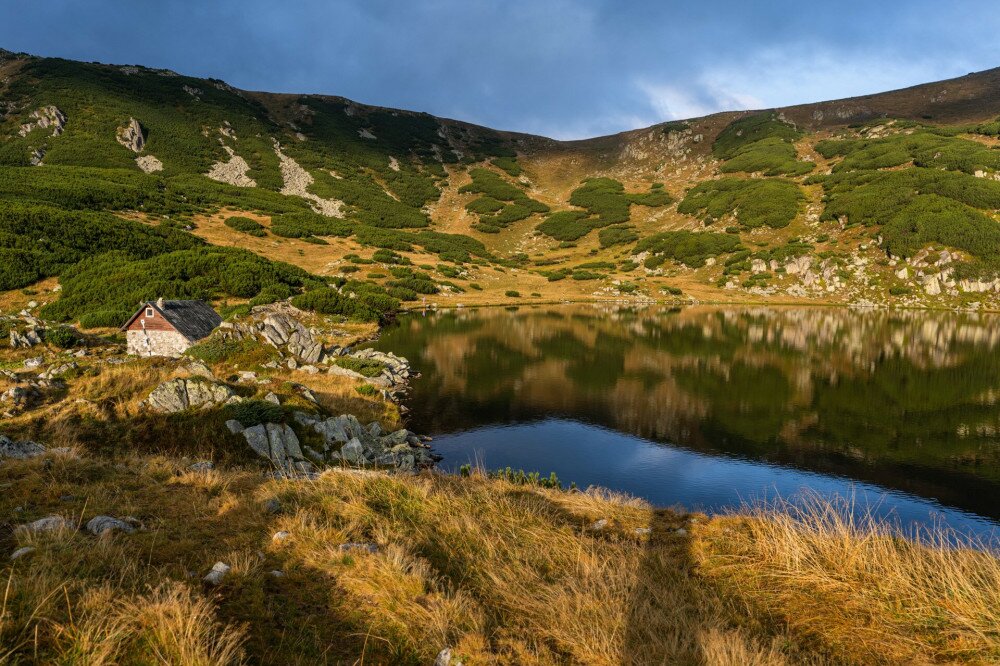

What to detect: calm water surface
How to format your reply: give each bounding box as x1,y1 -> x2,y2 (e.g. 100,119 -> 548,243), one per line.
373,305 -> 1000,542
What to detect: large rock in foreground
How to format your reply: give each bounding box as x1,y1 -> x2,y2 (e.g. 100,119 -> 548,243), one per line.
227,420 -> 313,474
145,378 -> 239,413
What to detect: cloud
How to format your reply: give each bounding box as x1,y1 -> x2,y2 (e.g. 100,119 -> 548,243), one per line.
637,80 -> 764,122
630,47 -> 983,131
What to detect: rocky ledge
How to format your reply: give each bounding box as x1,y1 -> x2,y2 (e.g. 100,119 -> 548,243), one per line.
227,412 -> 437,474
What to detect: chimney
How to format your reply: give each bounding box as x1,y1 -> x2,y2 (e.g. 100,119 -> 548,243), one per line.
156,297 -> 164,309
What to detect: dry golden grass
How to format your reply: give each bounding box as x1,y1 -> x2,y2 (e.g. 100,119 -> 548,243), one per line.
694,495 -> 1000,664
1,453 -> 995,665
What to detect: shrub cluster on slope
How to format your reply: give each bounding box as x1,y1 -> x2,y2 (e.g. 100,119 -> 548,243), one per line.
460,167 -> 548,233
635,231 -> 743,268
536,179 -> 672,242
224,216 -> 266,237
812,166 -> 1000,274
713,113 -> 814,176
678,178 -> 803,229
816,129 -> 1000,175
41,247 -> 324,327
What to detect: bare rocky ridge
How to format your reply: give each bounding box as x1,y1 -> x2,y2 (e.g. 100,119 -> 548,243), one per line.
273,139 -> 343,217
206,145 -> 256,187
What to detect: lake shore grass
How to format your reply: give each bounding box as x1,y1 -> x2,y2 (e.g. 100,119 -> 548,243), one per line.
1,454 -> 997,664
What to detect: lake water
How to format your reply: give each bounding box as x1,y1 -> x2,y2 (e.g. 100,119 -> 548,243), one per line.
373,304 -> 1000,543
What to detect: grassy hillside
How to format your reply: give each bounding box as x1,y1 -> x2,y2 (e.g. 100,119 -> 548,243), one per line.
5,51 -> 1000,315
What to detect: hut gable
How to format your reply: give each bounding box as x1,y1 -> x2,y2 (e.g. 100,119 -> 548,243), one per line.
122,299 -> 222,357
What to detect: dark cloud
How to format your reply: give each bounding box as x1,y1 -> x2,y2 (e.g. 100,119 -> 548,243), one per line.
3,0 -> 1000,138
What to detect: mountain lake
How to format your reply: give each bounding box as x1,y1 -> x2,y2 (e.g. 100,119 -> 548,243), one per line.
373,304 -> 1000,543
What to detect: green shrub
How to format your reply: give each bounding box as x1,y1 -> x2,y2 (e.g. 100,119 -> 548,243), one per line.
536,211 -> 593,241
678,178 -> 802,229
355,384 -> 378,397
598,225 -> 639,248
491,156 -> 523,177
334,357 -> 386,377
635,231 -> 743,268
43,326 -> 79,349
291,284 -> 399,323
505,290 -> 520,297
185,337 -> 257,364
713,113 -> 803,160
226,400 -> 284,427
224,216 -> 266,237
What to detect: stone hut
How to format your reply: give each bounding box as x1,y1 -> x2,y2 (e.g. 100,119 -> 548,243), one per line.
121,299 -> 222,357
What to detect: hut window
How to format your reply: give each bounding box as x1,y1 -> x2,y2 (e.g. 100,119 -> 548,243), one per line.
146,308 -> 154,317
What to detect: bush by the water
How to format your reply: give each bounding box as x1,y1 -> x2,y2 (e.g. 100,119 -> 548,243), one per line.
291,283 -> 399,323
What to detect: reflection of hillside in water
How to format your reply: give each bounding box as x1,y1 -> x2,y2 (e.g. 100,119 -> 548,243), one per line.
377,305 -> 1000,492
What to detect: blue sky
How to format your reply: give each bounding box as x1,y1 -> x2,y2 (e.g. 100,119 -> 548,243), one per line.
3,1 -> 999,139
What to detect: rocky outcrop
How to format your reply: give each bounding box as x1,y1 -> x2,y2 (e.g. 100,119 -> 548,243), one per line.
9,327 -> 42,348
18,106 -> 66,137
145,378 -> 238,413
116,118 -> 145,153
228,420 -> 313,473
0,435 -> 46,459
203,561 -> 230,585
293,412 -> 437,470
336,348 -> 412,388
217,303 -> 326,364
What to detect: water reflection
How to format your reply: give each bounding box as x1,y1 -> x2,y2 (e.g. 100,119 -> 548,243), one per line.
374,305 -> 1000,528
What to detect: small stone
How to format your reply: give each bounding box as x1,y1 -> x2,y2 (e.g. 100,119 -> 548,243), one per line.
10,546 -> 35,561
338,542 -> 378,554
203,561 -> 231,586
18,515 -> 70,534
264,392 -> 281,405
587,519 -> 608,532
435,648 -> 453,666
263,498 -> 282,515
269,570 -> 285,578
272,531 -> 291,543
225,419 -> 245,434
675,528 -> 687,536
86,516 -> 136,536
188,461 -> 214,472
634,527 -> 651,535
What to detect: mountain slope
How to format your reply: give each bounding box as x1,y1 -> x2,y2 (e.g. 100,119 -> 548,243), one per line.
5,48 -> 1000,322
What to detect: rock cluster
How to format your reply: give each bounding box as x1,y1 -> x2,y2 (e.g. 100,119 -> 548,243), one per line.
145,378 -> 239,413
18,105 -> 66,137
218,304 -> 326,364
207,145 -> 256,187
329,348 -> 411,389
9,326 -> 42,348
293,412 -> 437,470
